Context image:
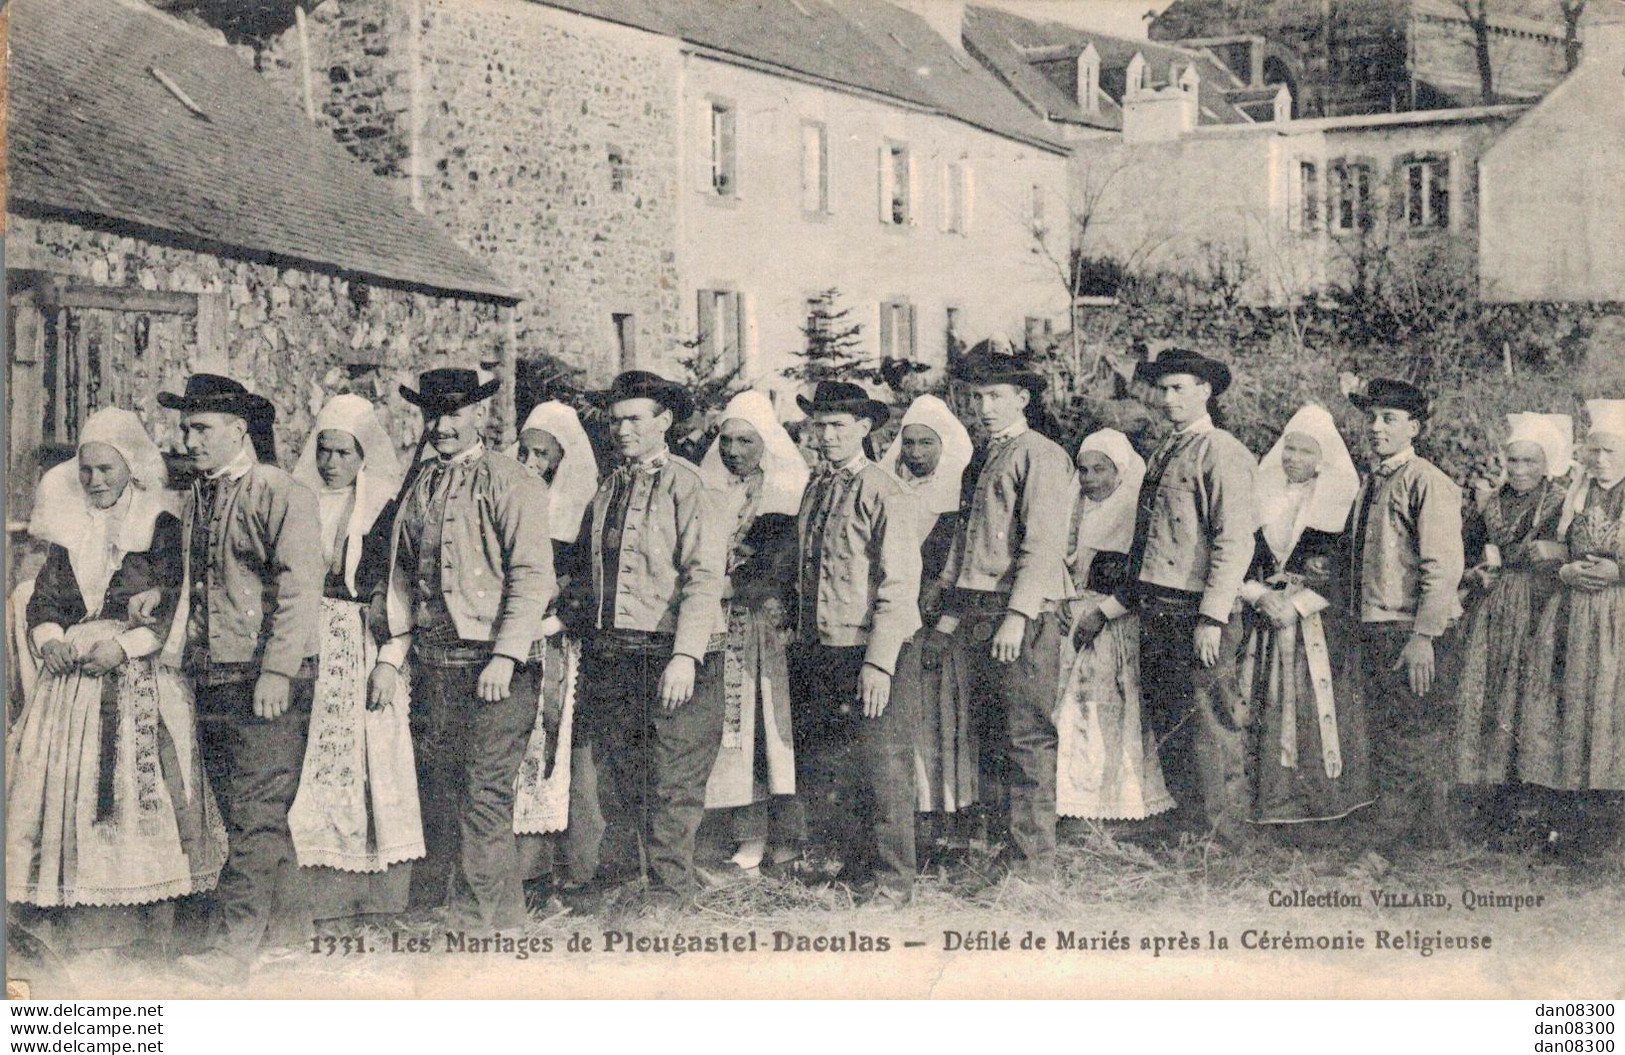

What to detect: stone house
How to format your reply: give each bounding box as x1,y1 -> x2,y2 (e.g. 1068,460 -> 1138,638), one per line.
261,0 -> 1073,406
3,0 -> 518,531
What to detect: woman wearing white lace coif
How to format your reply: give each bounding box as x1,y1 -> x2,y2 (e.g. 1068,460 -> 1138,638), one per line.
878,396 -> 976,865
7,408 -> 225,959
1237,404 -> 1369,831
696,391 -> 809,876
287,394 -> 424,920
1057,428 -> 1173,824
507,400 -> 601,898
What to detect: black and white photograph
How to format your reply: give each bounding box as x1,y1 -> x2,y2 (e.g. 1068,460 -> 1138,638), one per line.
2,0 -> 1623,1004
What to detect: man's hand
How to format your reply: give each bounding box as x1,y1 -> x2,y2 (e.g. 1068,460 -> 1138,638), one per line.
478,656 -> 517,703
367,662 -> 400,711
659,655 -> 698,711
539,615 -> 566,639
991,613 -> 1027,664
1193,623 -> 1223,668
1258,591 -> 1298,629
859,663 -> 892,718
129,588 -> 164,626
1071,608 -> 1106,650
39,639 -> 78,677
78,639 -> 127,678
254,671 -> 293,720
1396,634 -> 1435,697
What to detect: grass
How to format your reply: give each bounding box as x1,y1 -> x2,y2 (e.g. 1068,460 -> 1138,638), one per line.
26,823 -> 1622,999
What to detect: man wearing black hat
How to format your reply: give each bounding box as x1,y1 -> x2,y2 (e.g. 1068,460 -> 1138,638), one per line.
370,367 -> 553,929
153,375 -> 323,979
788,381 -> 921,906
932,352 -> 1074,884
567,370 -> 727,906
1084,349 -> 1255,843
1344,378 -> 1464,859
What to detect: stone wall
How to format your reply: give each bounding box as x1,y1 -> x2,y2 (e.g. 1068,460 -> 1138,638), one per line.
6,212 -> 507,476
263,0 -> 683,383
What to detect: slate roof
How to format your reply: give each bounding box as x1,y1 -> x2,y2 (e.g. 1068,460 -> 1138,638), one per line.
6,0 -> 515,300
963,5 -> 1253,129
532,0 -> 1069,153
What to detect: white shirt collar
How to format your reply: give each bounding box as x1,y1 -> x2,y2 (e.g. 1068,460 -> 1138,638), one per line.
205,443 -> 255,482
991,420 -> 1028,441
1380,447 -> 1415,472
1176,414 -> 1214,436
832,452 -> 867,474
440,440 -> 485,466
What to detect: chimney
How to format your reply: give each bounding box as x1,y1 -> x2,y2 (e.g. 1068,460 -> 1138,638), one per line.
894,0 -> 966,51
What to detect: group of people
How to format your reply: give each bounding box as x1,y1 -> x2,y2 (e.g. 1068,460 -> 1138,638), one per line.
7,345 -> 1624,982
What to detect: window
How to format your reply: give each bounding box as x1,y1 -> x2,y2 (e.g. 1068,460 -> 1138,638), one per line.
879,141 -> 914,226
940,161 -> 970,234
1292,160 -> 1320,233
1401,156 -> 1450,230
607,145 -> 631,193
879,300 -> 917,360
697,289 -> 745,368
1030,183 -> 1047,239
613,313 -> 637,371
800,121 -> 828,214
708,100 -> 737,197
1330,159 -> 1373,234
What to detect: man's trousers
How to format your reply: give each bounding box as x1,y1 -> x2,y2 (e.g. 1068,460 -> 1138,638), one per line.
953,609 -> 1062,877
194,677 -> 313,964
575,644 -> 724,895
788,645 -> 918,894
1136,598 -> 1249,840
410,661 -> 538,929
1353,622 -> 1458,853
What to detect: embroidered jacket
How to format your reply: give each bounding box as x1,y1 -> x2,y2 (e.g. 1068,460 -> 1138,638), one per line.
376,445 -> 555,666
795,458 -> 921,675
937,427 -> 1076,619
571,452 -> 726,662
1342,449 -> 1465,638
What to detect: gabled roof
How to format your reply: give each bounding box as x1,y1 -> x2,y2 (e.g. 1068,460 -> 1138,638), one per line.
6,0 -> 515,300
963,5 -> 1253,128
531,0 -> 1069,153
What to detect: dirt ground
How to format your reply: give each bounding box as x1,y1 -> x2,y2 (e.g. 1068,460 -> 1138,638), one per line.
19,824 -> 1622,1000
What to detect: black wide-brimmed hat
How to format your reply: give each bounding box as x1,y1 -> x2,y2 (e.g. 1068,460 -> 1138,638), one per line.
1134,347 -> 1232,396
795,380 -> 890,426
1349,377 -> 1429,420
590,370 -> 694,423
953,345 -> 1048,395
158,374 -> 275,422
400,367 -> 502,415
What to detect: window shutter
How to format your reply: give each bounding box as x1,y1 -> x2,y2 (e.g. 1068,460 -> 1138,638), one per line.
1288,160 -> 1302,233
963,165 -> 975,235
878,146 -> 892,224
697,291 -> 716,360
735,290 -> 751,371
720,107 -> 737,197
907,152 -> 920,227
879,302 -> 895,358
1431,158 -> 1450,229
938,162 -> 951,232
906,304 -> 918,360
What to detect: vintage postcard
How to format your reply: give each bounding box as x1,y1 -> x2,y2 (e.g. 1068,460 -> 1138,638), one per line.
3,0 -> 1622,1000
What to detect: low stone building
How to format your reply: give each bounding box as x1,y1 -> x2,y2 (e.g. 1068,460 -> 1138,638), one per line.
4,0 -> 517,528
258,0 -> 1073,404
